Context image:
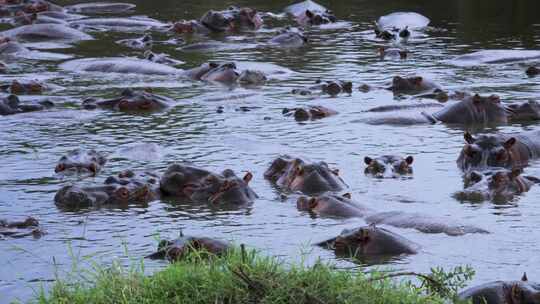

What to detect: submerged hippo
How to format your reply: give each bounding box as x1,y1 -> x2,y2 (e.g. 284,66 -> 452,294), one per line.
389,75 -> 441,95
237,69 -> 266,85
146,235 -> 231,261
268,28 -> 307,48
364,155 -> 414,178
82,89 -> 171,112
450,50 -> 540,67
170,20 -> 210,34
64,2 -> 136,14
116,33 -> 152,50
55,149 -> 107,176
69,17 -> 167,31
199,62 -> 239,84
317,225 -> 418,258
527,66 -> 540,77
459,274 -> 540,304
292,79 -> 352,97
457,131 -> 540,171
54,170 -> 160,209
379,47 -> 408,59
160,164 -> 257,205
297,193 -> 489,235
143,50 -> 184,66
0,23 -> 93,41
284,0 -> 336,26
0,79 -> 49,94
374,12 -> 429,40
60,57 -> 182,75
179,6 -> 262,33
264,155 -> 346,194
282,105 -> 337,121
0,216 -> 44,239
0,94 -> 53,115
454,168 -> 539,203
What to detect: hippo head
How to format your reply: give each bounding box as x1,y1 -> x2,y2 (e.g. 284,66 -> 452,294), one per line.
321,80 -> 352,96
54,171 -> 158,209
147,236 -> 230,261
9,80 -> 43,94
200,62 -> 239,84
237,70 -> 266,85
391,76 -> 424,93
264,156 -> 345,194
303,9 -> 336,25
116,89 -> 168,111
171,20 -> 197,33
24,0 -> 49,13
235,7 -> 263,29
282,106 -> 337,121
55,149 -> 106,176
160,164 -> 257,205
506,100 -> 540,121
457,132 -> 520,171
526,66 -> 540,77
455,169 -> 534,203
320,225 -> 418,257
459,274 -> 540,304
200,9 -> 234,32
364,155 -> 414,178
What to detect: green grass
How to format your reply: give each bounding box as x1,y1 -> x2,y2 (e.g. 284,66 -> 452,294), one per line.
35,247 -> 471,304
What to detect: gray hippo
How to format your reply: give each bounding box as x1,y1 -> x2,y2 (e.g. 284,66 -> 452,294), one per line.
459,273 -> 540,304
160,164 -> 257,206
54,170 -> 160,209
268,28 -> 307,48
82,89 -> 172,112
282,105 -> 337,121
64,2 -> 136,14
389,75 -> 441,95
379,47 -> 408,59
374,12 -> 429,40
171,6 -> 262,34
0,216 -> 44,239
200,62 -> 239,84
365,94 -> 540,125
264,155 -> 346,194
116,33 -> 152,50
69,17 -> 167,31
317,225 -> 419,259
60,57 -> 182,75
1,23 -> 93,41
292,79 -> 352,97
143,50 -> 184,66
146,235 -> 231,262
297,193 -> 489,236
0,94 -> 53,115
237,69 -> 266,85
184,62 -> 266,86
284,0 -> 336,26
450,50 -> 540,67
364,155 -> 413,178
0,79 -> 46,94
55,149 -> 107,176
454,168 -> 539,203
457,131 -> 540,171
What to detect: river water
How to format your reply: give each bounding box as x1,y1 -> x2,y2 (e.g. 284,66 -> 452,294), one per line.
1,0 -> 540,302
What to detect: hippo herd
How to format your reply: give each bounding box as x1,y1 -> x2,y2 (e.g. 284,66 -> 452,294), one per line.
2,0 -> 540,303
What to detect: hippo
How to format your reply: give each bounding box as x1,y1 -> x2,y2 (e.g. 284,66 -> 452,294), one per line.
64,2 -> 136,14
0,216 -> 44,239
456,131 -> 540,171
282,105 -> 337,121
55,149 -> 107,176
268,29 -> 307,48
143,50 -> 184,66
297,193 -> 489,235
54,170 -> 160,209
170,20 -> 210,34
200,62 -> 239,84
297,193 -> 368,218
0,94 -> 53,115
200,6 -> 262,32
450,50 -> 540,67
459,273 -> 540,304
0,23 -> 93,41
82,89 -> 171,112
364,155 -> 414,178
146,235 -> 231,262
116,34 -> 152,50
454,168 -> 539,203
292,79 -> 352,97
317,225 -> 418,259
284,0 -> 336,26
0,79 -> 48,94
159,164 -> 257,206
365,94 -> 540,126
379,47 -> 408,59
527,66 -> 540,77
389,75 -> 441,95
60,57 -> 182,75
374,12 -> 429,40
69,17 -> 167,31
237,69 -> 266,85
0,37 -> 28,54
183,62 -> 219,80
264,155 -> 346,194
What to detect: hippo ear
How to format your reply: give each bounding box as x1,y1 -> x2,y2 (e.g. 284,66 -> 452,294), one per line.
243,172 -> 253,184
405,156 -> 414,165
342,193 -> 352,199
364,157 -> 373,165
331,169 -> 339,176
504,137 -> 516,150
522,272 -> 528,282
305,10 -> 314,18
464,132 -> 475,144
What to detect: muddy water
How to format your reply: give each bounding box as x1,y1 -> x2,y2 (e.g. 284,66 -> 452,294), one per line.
1,0 -> 540,302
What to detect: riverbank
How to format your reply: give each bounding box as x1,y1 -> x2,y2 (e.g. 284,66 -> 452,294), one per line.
35,247 -> 472,304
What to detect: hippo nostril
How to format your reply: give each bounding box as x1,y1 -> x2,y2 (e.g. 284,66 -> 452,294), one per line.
115,187 -> 130,200
55,164 -> 65,173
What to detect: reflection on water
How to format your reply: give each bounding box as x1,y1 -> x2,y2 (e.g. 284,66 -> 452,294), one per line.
1,0 -> 540,302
